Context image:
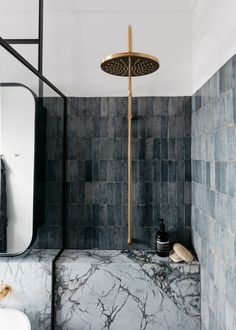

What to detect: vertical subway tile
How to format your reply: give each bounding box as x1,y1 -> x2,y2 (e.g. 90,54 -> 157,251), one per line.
161,182 -> 168,204
168,183 -> 177,204
132,118 -> 138,138
185,160 -> 191,182
146,183 -> 153,203
161,138 -> 168,159
215,161 -> 228,194
161,116 -> 168,137
114,138 -> 122,159
145,161 -> 153,182
160,97 -> 169,116
153,138 -> 161,159
168,138 -> 176,160
152,116 -> 161,137
210,70 -> 220,99
99,204 -> 108,226
168,98 -> 177,116
70,182 -> 85,204
145,138 -> 154,159
206,161 -> 211,188
65,95 -> 192,250
227,162 -> 236,197
184,182 -> 191,205
220,58 -> 233,94
161,161 -> 168,182
92,138 -> 100,159
168,116 -> 176,138
115,183 -> 122,205
100,160 -> 107,181
146,117 -> 153,137
152,183 -> 161,204
108,205 -> 116,226
169,161 -> 177,182
138,138 -> 145,159
138,205 -> 146,227
93,204 -> 100,226
106,117 -> 115,138
85,182 -> 93,204
146,204 -> 153,226
138,118 -> 146,138
84,205 -> 93,225
138,183 -> 146,204
176,115 -> 184,138
153,160 -> 161,182
85,160 -> 92,182
152,98 -> 161,116
184,137 -> 191,160
100,97 -> 108,117
116,205 -> 123,226
232,86 -> 236,123
92,160 -> 99,181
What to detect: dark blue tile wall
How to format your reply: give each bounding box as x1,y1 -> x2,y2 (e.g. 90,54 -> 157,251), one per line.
65,96 -> 191,249
192,55 -> 236,329
32,97 -> 64,248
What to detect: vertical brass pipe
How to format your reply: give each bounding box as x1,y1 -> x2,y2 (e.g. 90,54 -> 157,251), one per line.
127,25 -> 132,246
100,25 -> 160,246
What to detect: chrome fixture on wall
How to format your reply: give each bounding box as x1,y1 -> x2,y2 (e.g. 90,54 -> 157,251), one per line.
101,25 -> 160,245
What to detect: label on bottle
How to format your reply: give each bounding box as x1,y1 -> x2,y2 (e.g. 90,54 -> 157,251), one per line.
156,240 -> 169,253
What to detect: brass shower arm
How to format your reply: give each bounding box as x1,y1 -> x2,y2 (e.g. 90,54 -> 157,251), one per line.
128,25 -> 133,52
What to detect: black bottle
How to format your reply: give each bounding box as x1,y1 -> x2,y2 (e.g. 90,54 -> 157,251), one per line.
156,219 -> 169,257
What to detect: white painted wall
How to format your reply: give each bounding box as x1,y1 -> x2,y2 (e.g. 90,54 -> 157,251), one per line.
0,0 -> 193,96
192,0 -> 236,92
1,1 -> 236,95
44,10 -> 192,97
0,86 -> 34,254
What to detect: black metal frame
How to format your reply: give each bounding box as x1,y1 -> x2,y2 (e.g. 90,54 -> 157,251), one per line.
4,0 -> 44,95
0,46 -> 67,249
0,35 -> 65,98
5,0 -> 44,75
0,4 -> 67,327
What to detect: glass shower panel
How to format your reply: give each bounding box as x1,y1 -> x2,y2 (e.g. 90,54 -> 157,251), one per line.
0,43 -> 65,255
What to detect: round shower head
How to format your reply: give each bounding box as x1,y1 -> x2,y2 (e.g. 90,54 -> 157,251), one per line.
100,52 -> 160,77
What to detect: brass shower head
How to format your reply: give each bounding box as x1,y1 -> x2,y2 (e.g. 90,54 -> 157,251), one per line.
101,52 -> 159,77
100,25 -> 160,77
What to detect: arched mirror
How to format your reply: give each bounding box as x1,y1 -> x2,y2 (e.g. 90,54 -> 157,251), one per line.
0,84 -> 37,255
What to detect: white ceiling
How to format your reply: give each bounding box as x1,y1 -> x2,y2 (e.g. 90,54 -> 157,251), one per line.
0,0 -> 195,96
0,0 -> 197,12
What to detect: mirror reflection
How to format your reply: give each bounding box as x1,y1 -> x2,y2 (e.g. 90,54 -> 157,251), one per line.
0,84 -> 35,255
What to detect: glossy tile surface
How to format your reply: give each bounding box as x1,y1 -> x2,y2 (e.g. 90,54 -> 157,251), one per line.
65,96 -> 192,249
192,55 -> 236,330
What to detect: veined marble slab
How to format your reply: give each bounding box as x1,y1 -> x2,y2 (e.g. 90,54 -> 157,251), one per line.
55,250 -> 200,330
0,249 -> 59,330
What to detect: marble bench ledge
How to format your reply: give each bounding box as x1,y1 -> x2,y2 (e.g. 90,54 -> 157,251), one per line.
55,250 -> 200,330
0,249 -> 60,330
